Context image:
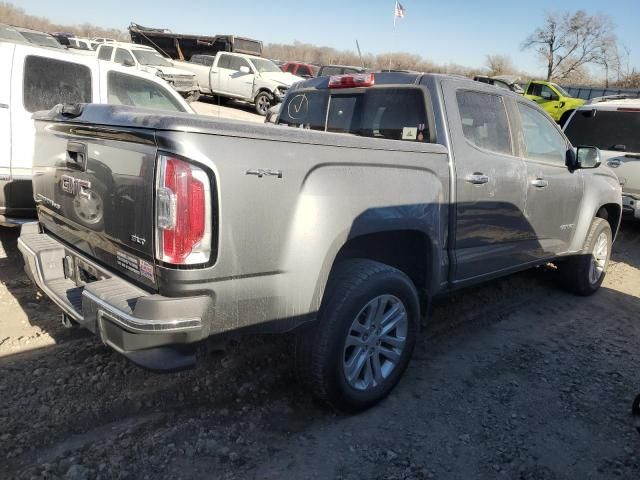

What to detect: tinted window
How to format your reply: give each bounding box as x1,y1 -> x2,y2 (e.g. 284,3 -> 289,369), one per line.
107,72 -> 186,112
23,56 -> 92,113
97,45 -> 113,61
217,54 -> 232,69
279,88 -> 430,143
229,56 -> 251,72
457,90 -> 512,155
297,66 -> 312,77
114,48 -> 135,65
564,109 -> 640,153
319,66 -> 343,76
517,103 -> 567,164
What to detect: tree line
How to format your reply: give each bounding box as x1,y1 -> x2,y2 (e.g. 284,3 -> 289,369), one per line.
1,2 -> 638,88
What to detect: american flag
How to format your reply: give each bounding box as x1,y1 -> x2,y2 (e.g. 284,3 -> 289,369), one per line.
394,1 -> 406,19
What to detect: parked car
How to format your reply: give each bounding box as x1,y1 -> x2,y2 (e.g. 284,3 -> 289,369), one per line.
524,80 -> 585,125
281,62 -> 318,79
0,24 -> 64,49
95,42 -> 199,101
174,51 -> 302,115
0,40 -> 193,226
19,72 -> 621,412
92,37 -> 116,44
317,64 -> 367,77
473,75 -> 524,94
564,96 -> 640,221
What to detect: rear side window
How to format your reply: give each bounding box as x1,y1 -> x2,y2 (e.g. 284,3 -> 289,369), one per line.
217,54 -> 232,69
23,56 -> 92,113
456,90 -> 512,155
98,46 -> 113,61
319,66 -> 342,76
565,109 -> 640,153
278,88 -> 431,143
107,71 -> 186,112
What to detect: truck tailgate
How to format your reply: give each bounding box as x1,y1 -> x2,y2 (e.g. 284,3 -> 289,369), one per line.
32,119 -> 158,289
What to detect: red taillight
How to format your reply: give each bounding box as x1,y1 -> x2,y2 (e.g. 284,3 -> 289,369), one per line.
156,155 -> 211,265
328,73 -> 375,89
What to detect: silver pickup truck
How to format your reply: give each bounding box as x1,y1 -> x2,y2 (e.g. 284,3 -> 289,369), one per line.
19,73 -> 622,411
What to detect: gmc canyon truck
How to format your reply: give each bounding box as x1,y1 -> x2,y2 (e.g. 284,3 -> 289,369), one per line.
19,72 -> 622,411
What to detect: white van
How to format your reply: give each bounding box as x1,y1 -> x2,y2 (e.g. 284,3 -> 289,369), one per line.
0,41 -> 193,226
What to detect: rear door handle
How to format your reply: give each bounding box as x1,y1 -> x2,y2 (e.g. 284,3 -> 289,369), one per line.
531,178 -> 549,188
465,173 -> 490,185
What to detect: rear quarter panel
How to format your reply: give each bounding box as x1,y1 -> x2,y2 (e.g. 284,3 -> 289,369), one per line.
155,128 -> 449,332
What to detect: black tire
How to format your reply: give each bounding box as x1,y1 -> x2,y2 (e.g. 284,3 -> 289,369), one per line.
558,217 -> 612,296
296,259 -> 419,412
254,91 -> 274,116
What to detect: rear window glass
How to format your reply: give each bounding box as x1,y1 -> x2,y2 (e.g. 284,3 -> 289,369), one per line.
319,66 -> 343,76
107,71 -> 186,113
564,109 -> 640,153
278,88 -> 431,143
456,90 -> 512,155
23,56 -> 92,113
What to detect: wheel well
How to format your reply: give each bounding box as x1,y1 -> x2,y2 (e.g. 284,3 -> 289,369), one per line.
254,88 -> 274,100
596,203 -> 621,237
333,230 -> 431,297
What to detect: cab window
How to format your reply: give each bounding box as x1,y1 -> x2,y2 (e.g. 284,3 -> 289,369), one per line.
517,103 -> 567,164
278,88 -> 431,143
114,48 -> 135,66
217,54 -> 232,69
107,71 -> 186,112
23,56 -> 92,113
97,45 -> 113,61
456,90 -> 512,155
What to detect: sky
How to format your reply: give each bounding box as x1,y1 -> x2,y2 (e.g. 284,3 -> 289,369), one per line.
16,0 -> 640,77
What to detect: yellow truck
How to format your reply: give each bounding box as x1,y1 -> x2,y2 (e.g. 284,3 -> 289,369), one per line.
524,80 -> 585,125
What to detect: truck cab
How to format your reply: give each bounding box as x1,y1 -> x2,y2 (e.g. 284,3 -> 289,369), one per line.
0,40 -> 192,225
524,80 -> 585,125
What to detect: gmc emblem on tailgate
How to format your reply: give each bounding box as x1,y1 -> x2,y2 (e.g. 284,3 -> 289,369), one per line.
61,175 -> 91,197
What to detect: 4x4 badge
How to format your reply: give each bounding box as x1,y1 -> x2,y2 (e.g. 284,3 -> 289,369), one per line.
246,168 -> 283,179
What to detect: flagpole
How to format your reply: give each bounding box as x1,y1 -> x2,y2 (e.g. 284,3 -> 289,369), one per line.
390,0 -> 397,71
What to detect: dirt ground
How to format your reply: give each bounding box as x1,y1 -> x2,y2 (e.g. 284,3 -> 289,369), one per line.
190,98 -> 265,124
1,221 -> 639,480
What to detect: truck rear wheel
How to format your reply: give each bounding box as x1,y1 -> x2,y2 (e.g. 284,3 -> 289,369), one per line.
296,259 -> 419,411
558,217 -> 612,296
254,91 -> 274,116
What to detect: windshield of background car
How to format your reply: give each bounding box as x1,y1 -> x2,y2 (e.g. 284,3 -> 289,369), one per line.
278,87 -> 431,143
20,31 -> 63,48
132,49 -> 172,67
551,83 -> 570,97
564,109 -> 640,153
251,58 -> 281,73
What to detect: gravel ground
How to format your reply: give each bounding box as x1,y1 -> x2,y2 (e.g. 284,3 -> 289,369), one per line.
1,222 -> 639,480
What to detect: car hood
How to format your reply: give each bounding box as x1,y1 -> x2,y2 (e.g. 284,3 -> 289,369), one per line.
258,71 -> 303,87
140,65 -> 195,77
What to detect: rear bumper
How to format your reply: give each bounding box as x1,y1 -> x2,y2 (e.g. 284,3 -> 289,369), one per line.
18,232 -> 211,371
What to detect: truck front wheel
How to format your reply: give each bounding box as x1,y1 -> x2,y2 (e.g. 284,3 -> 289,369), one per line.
296,259 -> 419,411
254,91 -> 274,116
558,217 -> 612,296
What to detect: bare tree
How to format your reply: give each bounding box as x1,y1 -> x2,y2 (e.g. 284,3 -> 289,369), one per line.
485,54 -> 515,76
594,37 -> 619,87
522,10 -> 616,81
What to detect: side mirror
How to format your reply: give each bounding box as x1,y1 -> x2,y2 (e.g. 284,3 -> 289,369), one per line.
123,59 -> 135,67
574,146 -> 601,169
239,66 -> 251,74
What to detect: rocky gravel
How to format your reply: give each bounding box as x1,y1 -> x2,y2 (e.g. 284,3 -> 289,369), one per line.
1,223 -> 639,479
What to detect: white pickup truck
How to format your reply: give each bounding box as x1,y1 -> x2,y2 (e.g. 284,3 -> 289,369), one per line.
95,42 -> 200,102
174,52 -> 303,115
0,40 -> 192,226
